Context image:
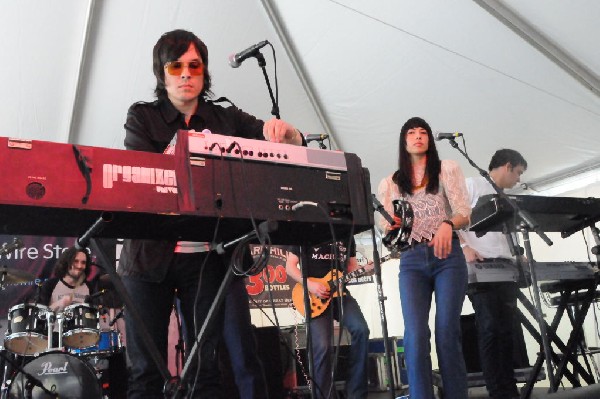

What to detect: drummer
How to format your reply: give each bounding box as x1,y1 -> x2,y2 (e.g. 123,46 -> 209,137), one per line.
39,246 -> 94,312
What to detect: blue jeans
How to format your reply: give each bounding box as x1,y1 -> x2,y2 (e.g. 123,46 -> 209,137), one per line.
469,282 -> 519,399
123,252 -> 227,399
399,239 -> 468,399
309,294 -> 370,399
222,277 -> 269,399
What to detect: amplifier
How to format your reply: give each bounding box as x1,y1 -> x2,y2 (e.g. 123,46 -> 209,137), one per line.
368,337 -> 407,391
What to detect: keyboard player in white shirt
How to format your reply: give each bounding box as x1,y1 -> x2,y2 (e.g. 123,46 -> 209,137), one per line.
459,149 -> 527,399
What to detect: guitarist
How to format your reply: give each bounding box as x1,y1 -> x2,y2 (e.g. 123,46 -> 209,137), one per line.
285,239 -> 373,399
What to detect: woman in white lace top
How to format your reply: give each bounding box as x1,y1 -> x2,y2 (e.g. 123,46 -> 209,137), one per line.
377,117 -> 471,399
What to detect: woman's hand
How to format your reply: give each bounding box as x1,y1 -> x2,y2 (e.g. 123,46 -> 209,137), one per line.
390,214 -> 402,230
428,221 -> 453,259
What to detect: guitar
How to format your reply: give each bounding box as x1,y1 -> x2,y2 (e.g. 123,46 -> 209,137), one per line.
291,254 -> 393,318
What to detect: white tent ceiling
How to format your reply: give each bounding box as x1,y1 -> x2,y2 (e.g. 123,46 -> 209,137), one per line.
2,0 -> 600,197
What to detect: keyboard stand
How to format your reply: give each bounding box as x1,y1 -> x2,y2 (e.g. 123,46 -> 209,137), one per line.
516,278 -> 598,398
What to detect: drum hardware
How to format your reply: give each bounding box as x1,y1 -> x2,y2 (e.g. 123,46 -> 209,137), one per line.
0,238 -> 26,290
83,289 -> 107,304
1,347 -> 11,396
0,238 -> 24,256
0,267 -> 34,288
39,308 -> 57,352
56,311 -> 64,350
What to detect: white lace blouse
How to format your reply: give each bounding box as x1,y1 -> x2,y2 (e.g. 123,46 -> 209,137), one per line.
377,159 -> 471,243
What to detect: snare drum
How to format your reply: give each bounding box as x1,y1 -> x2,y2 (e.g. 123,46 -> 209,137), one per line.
71,330 -> 122,357
4,303 -> 49,355
62,303 -> 99,349
7,352 -> 102,398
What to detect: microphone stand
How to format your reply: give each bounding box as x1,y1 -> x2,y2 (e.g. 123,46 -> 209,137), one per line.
109,307 -> 125,327
445,138 -> 557,391
173,299 -> 185,377
315,139 -> 327,150
306,138 -> 329,150
590,226 -> 600,265
75,212 -> 113,249
298,245 -> 319,399
370,195 -> 397,398
253,52 -> 280,119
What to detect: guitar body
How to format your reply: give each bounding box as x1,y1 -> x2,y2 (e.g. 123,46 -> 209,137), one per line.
291,270 -> 345,318
290,254 -> 391,318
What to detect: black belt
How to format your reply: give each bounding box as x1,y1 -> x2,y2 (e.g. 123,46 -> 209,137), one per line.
410,232 -> 458,248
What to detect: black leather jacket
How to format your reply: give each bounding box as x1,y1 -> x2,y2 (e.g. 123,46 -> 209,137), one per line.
119,97 -> 265,282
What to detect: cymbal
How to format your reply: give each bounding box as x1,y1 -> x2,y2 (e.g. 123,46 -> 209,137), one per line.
0,266 -> 35,284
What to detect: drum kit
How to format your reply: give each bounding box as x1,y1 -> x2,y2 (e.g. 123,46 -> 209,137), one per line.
1,268 -> 126,399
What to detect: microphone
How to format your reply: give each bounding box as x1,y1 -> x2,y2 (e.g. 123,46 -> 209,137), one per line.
434,132 -> 463,141
305,134 -> 329,143
84,289 -> 106,303
228,40 -> 269,68
109,307 -> 125,327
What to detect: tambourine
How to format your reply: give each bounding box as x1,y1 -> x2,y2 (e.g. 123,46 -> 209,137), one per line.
382,199 -> 414,252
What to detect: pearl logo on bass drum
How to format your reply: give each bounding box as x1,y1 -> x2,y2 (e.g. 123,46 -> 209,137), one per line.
38,361 -> 69,376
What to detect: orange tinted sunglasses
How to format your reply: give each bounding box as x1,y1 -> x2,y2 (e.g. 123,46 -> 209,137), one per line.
164,61 -> 204,76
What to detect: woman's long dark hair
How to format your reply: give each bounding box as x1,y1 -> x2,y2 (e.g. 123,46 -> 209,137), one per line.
392,116 -> 441,195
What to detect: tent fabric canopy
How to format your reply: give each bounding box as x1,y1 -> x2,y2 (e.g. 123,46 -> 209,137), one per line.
2,0 -> 599,194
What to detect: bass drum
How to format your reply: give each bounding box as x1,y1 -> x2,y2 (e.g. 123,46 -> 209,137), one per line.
7,352 -> 102,399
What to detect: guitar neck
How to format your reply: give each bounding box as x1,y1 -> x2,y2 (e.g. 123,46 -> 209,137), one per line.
341,268 -> 366,284
339,253 -> 392,285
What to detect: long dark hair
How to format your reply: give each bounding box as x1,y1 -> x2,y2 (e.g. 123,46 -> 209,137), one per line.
53,247 -> 92,279
152,29 -> 213,100
392,116 -> 441,195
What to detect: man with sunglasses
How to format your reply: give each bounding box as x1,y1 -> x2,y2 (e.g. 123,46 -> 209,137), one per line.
120,29 -> 305,399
